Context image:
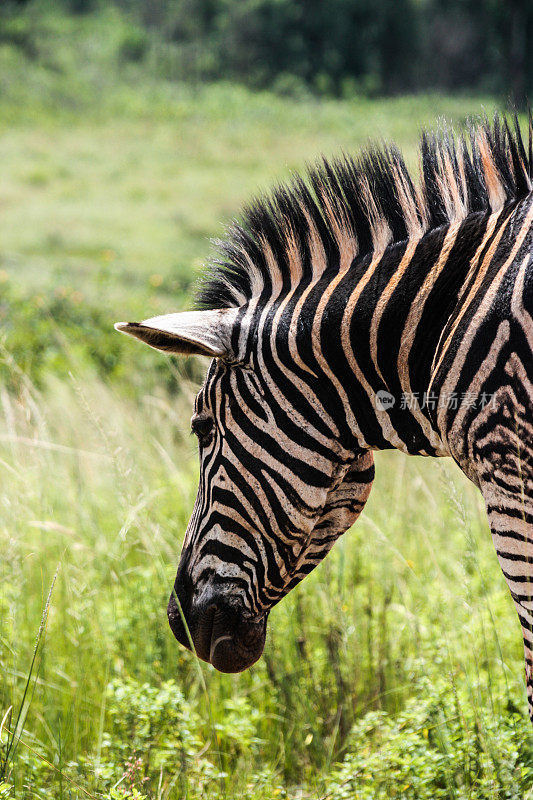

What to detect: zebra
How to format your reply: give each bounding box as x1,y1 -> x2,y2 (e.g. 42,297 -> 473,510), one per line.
115,113 -> 533,719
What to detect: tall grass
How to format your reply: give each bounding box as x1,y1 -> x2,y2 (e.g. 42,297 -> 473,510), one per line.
1,568 -> 56,783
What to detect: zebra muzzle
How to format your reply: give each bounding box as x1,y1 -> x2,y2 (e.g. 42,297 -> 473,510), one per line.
167,589 -> 267,673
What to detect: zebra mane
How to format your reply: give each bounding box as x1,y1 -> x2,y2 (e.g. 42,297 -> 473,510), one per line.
197,113 -> 533,310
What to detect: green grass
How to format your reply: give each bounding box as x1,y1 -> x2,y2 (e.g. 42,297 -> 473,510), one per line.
1,7 -> 532,799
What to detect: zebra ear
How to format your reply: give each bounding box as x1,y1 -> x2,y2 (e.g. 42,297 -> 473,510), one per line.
114,308 -> 238,359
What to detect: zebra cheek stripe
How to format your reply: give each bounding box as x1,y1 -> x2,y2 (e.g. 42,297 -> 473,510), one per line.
117,112 -> 533,723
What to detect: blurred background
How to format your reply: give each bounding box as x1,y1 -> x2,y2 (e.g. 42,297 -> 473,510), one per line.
4,0 -> 532,102
1,1 -> 533,799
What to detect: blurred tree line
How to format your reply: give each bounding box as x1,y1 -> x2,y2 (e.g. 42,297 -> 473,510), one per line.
6,0 -> 533,103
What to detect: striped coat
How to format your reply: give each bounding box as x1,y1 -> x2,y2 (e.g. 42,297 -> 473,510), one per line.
116,114 -> 533,719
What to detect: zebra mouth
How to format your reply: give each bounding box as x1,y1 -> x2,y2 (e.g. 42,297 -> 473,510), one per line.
167,590 -> 267,672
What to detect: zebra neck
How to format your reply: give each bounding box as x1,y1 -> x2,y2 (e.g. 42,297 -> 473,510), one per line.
310,210 -> 494,456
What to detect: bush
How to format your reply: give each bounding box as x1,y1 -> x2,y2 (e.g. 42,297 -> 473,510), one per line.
0,282 -> 125,391
118,27 -> 148,63
0,282 -> 204,396
97,678 -> 217,792
0,15 -> 38,59
324,677 -> 533,800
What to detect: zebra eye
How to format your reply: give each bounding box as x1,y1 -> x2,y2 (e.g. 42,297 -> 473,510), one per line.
191,415 -> 214,447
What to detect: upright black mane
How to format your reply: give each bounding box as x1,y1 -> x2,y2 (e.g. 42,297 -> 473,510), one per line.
197,113 -> 533,310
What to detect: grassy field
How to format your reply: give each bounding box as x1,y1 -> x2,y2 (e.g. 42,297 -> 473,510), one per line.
1,8 -> 532,800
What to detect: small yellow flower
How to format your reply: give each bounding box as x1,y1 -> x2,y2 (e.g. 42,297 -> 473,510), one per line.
150,273 -> 163,288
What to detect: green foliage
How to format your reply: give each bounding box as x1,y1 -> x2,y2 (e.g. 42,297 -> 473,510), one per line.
96,679 -> 222,795
118,26 -> 148,63
2,0 -> 532,102
0,281 -> 125,392
0,15 -> 39,59
325,679 -> 533,799
102,679 -> 203,773
0,280 -> 205,397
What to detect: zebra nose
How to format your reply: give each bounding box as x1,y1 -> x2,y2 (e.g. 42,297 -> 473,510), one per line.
167,589 -> 267,672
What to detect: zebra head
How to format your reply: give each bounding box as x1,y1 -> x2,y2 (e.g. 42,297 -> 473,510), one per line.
116,308 -> 374,672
